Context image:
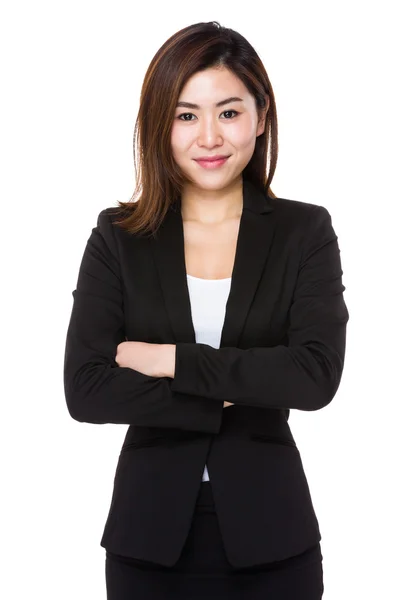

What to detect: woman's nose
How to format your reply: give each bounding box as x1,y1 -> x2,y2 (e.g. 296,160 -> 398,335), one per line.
197,117 -> 223,146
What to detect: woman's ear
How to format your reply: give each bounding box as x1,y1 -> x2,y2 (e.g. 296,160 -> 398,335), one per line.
256,94 -> 270,136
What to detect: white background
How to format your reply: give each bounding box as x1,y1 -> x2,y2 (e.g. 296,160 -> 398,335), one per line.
1,1 -> 414,598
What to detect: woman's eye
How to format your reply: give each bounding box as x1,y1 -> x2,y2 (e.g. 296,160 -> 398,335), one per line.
177,110 -> 239,121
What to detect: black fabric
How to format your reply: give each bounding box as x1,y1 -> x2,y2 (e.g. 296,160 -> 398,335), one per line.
64,178 -> 349,568
105,481 -> 324,599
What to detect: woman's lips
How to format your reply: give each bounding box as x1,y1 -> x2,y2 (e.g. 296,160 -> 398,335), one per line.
194,156 -> 229,169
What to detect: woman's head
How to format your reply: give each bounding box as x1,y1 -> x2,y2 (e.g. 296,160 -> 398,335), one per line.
114,21 -> 278,236
171,65 -> 269,196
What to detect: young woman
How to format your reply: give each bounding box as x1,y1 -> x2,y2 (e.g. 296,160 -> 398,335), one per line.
64,20 -> 349,599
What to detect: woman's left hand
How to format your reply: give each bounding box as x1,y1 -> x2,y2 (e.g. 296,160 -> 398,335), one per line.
115,341 -> 176,378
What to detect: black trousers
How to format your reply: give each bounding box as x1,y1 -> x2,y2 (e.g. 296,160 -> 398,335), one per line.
105,480 -> 324,599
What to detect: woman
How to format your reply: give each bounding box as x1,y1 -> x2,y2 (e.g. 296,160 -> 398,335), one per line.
64,21 -> 349,599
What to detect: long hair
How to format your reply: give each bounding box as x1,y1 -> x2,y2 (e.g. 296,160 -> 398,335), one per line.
112,21 -> 278,237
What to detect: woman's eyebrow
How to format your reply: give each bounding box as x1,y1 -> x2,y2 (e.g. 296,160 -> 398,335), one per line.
176,96 -> 244,109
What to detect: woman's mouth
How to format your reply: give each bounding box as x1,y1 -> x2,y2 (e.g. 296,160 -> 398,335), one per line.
194,156 -> 230,169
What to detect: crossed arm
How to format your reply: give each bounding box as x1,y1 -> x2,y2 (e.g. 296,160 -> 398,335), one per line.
113,341 -> 235,409
63,206 -> 348,433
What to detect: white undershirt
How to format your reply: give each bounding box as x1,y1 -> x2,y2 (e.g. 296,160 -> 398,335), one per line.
186,273 -> 232,482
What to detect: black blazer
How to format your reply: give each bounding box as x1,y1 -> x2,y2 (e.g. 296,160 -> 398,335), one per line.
63,177 -> 349,569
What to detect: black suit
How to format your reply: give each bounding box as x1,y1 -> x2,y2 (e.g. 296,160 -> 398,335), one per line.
63,177 -> 349,569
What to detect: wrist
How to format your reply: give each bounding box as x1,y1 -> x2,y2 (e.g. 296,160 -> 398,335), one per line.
164,344 -> 176,378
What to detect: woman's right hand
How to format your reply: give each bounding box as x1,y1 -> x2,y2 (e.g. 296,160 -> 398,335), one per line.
223,401 -> 234,408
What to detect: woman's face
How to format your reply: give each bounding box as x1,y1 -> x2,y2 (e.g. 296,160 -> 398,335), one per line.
171,66 -> 268,191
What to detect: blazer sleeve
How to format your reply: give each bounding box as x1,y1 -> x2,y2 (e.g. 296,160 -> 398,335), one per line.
63,209 -> 223,434
170,205 -> 349,411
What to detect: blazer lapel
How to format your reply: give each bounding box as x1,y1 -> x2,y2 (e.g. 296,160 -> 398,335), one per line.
150,177 -> 276,349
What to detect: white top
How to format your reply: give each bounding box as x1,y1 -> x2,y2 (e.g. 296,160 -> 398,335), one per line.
186,273 -> 232,482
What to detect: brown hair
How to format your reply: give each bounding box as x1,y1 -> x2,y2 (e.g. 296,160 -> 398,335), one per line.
112,21 -> 278,238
